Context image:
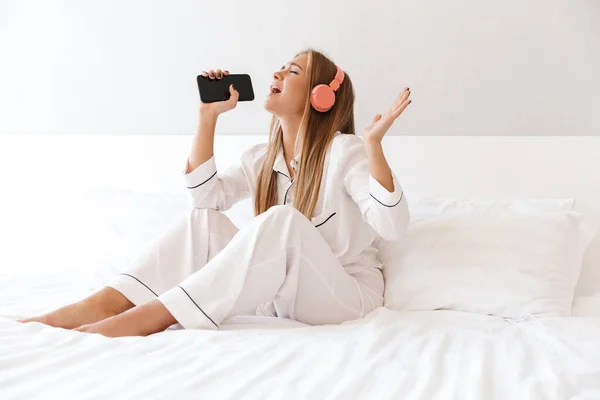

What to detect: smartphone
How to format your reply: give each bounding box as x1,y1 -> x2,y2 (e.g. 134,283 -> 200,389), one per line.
197,74 -> 255,103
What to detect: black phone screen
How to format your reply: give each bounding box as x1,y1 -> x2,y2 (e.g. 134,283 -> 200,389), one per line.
196,74 -> 255,103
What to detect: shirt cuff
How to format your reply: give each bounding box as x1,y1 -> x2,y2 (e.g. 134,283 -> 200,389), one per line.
369,171 -> 404,207
182,155 -> 218,189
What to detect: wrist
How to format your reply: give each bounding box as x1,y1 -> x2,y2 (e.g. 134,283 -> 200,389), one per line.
364,137 -> 383,151
197,111 -> 218,136
199,108 -> 219,122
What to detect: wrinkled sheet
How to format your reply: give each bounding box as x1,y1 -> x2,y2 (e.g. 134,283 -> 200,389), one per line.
1,271 -> 600,400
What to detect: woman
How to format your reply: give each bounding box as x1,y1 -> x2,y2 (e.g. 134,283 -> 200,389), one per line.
19,49 -> 412,337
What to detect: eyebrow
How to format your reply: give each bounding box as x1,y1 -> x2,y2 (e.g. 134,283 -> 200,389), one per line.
280,62 -> 304,71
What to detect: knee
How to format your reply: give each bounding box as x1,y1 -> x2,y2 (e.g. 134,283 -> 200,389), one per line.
262,205 -> 305,221
249,206 -> 312,233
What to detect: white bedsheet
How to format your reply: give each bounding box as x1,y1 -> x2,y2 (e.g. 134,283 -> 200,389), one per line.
1,271 -> 600,400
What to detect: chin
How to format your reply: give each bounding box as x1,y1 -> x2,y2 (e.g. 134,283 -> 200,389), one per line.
263,98 -> 280,116
263,100 -> 274,113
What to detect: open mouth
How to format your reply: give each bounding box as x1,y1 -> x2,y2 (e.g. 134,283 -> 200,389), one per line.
270,85 -> 281,95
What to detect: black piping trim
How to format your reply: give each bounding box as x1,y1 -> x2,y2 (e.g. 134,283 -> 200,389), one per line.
118,273 -> 158,297
370,191 -> 404,207
186,170 -> 217,189
315,212 -> 336,227
178,286 -> 219,328
283,180 -> 294,205
275,170 -> 290,180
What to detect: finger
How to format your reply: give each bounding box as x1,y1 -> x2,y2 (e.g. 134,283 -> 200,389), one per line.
393,98 -> 411,114
394,88 -> 410,108
403,87 -> 411,102
227,84 -> 239,105
390,99 -> 412,119
208,70 -> 215,80
201,70 -> 209,77
223,70 -> 230,76
216,69 -> 223,79
372,114 -> 382,124
388,91 -> 404,113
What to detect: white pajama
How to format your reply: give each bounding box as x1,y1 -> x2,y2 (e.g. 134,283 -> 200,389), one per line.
107,131 -> 410,329
108,205 -> 378,329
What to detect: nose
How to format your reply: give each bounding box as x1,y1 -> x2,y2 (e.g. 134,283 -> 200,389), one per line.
273,70 -> 283,81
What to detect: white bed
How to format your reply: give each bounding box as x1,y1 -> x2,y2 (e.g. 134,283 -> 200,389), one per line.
1,134 -> 599,399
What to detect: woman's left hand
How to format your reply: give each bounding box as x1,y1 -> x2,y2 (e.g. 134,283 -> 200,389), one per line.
363,87 -> 411,144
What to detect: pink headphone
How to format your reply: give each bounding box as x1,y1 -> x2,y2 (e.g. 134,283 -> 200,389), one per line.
310,65 -> 345,112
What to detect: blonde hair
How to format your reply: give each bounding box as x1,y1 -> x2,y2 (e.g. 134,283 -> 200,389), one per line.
253,48 -> 356,219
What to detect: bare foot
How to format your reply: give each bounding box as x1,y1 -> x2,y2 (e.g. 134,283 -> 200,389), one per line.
18,287 -> 134,329
75,299 -> 177,338
75,315 -> 140,338
17,301 -> 116,329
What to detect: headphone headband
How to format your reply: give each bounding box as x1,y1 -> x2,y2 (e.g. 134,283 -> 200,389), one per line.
329,65 -> 344,91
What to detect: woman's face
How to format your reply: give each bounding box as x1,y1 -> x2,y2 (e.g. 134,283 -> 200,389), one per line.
263,53 -> 309,118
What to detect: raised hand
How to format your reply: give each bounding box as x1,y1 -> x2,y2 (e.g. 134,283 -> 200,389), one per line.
363,87 -> 411,144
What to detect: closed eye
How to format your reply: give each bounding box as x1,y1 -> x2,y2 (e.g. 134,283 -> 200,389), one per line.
280,64 -> 301,74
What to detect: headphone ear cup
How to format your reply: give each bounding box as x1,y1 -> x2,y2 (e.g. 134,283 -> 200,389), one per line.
310,84 -> 336,112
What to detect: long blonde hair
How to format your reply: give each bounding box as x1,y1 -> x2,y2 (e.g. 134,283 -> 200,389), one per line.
253,49 -> 356,219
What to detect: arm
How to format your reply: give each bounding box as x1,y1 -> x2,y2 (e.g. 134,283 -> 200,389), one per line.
184,68 -> 249,210
186,109 -> 218,174
365,140 -> 395,193
342,135 -> 410,241
183,151 -> 252,212
344,87 -> 413,240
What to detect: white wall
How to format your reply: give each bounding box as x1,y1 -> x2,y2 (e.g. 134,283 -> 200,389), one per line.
1,0 -> 599,136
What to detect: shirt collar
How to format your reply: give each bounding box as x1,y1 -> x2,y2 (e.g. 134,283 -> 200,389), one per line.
272,131 -> 342,177
273,145 -> 300,178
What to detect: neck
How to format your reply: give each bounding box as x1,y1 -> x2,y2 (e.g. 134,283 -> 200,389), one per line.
279,115 -> 302,161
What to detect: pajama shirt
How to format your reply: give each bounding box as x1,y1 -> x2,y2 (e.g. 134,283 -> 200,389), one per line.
106,131 -> 410,330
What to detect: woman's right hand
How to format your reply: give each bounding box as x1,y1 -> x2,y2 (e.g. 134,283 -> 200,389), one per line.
198,69 -> 239,118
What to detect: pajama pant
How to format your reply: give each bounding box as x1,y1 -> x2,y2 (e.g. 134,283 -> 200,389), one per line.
106,205 -> 383,330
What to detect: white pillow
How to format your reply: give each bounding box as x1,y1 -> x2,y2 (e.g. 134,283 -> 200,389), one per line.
409,197 -> 575,219
376,197 -> 577,288
376,198 -> 576,281
382,210 -> 597,318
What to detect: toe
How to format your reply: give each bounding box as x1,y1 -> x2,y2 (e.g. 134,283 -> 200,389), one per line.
17,316 -> 40,324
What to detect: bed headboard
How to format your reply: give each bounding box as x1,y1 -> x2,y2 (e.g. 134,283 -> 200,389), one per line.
1,134 -> 599,295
